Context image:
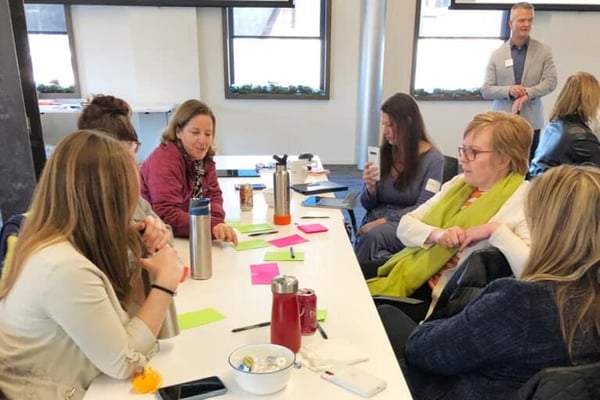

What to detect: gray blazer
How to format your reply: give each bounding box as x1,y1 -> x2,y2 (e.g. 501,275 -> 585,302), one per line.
481,38 -> 557,131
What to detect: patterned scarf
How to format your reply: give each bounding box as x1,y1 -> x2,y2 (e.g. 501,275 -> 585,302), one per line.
183,151 -> 205,199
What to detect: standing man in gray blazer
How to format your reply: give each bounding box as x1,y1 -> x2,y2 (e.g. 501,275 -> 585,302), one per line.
481,2 -> 557,161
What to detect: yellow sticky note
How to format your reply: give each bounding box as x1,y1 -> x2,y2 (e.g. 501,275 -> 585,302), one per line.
177,308 -> 226,330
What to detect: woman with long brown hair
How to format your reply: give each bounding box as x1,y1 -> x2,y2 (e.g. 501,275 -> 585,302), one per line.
0,131 -> 181,400
355,93 -> 444,265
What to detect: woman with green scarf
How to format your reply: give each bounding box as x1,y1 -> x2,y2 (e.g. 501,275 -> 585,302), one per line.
368,111 -> 532,317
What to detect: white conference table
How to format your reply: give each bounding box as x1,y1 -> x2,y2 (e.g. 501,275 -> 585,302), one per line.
85,156 -> 413,399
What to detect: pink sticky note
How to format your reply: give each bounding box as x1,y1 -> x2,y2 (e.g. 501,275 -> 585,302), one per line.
250,263 -> 280,285
297,223 -> 328,234
268,234 -> 308,248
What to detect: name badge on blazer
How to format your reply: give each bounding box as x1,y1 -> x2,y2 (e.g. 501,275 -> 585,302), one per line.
505,58 -> 514,68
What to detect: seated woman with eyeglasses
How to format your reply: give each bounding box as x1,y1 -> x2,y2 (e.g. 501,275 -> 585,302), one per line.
368,111 -> 531,321
78,94 -> 172,254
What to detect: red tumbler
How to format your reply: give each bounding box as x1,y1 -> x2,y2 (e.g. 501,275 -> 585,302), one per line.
270,275 -> 301,353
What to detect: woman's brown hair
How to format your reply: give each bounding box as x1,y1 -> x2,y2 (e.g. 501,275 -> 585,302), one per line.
161,99 -> 216,158
379,93 -> 434,189
78,94 -> 138,142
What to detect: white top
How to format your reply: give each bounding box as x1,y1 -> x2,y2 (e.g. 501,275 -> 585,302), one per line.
0,242 -> 157,400
397,174 -> 531,277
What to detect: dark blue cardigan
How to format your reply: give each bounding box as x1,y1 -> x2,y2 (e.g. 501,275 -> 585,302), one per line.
403,278 -> 600,400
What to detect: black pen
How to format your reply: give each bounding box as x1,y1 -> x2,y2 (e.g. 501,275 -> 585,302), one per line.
248,230 -> 278,237
290,247 -> 295,259
231,321 -> 271,333
317,322 -> 328,339
301,216 -> 330,219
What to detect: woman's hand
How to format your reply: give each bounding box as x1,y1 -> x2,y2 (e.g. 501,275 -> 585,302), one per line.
428,226 -> 467,249
139,246 -> 180,291
136,216 -> 171,254
362,162 -> 379,194
213,223 -> 238,246
357,218 -> 386,236
459,222 -> 500,251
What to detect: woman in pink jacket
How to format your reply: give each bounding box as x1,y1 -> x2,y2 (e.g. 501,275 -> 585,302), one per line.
140,100 -> 237,243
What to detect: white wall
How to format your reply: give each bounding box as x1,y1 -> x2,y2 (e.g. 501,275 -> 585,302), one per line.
71,5 -> 201,103
70,2 -> 600,163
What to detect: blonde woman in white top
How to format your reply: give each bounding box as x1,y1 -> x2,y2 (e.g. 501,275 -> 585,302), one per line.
0,131 -> 181,400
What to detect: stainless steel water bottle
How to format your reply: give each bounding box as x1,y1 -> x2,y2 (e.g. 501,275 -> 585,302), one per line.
141,270 -> 180,339
189,198 -> 212,279
273,154 -> 291,225
271,275 -> 301,353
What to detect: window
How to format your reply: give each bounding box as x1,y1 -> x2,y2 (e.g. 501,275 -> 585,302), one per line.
223,0 -> 331,99
24,4 -> 79,99
411,0 -> 508,100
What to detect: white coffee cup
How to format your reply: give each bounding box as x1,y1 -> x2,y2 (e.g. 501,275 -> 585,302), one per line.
290,160 -> 309,184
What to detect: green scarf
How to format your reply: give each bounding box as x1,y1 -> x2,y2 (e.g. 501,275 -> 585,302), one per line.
367,172 -> 524,297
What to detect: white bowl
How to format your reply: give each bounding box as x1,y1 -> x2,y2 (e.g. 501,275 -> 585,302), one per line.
263,188 -> 275,208
228,343 -> 295,395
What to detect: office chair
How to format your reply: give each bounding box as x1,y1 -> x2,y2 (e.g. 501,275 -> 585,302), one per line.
443,155 -> 459,183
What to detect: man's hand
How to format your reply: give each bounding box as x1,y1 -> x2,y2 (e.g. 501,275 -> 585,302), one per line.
509,85 -> 527,99
512,93 -> 530,114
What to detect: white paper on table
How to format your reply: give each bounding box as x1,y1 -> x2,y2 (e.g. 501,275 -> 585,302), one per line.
299,339 -> 369,372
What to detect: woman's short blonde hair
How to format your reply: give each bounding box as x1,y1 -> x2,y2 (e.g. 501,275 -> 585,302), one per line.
463,111 -> 532,175
550,72 -> 600,123
521,165 -> 600,356
161,99 -> 216,158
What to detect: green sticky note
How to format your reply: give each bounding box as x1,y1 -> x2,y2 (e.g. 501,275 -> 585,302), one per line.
317,309 -> 327,322
235,239 -> 271,251
226,220 -> 274,234
177,308 -> 226,330
264,251 -> 305,261
237,223 -> 274,234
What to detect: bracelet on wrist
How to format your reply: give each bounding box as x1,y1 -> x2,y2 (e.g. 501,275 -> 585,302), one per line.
151,284 -> 177,297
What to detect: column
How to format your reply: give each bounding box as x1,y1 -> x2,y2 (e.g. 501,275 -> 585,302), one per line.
354,0 -> 386,169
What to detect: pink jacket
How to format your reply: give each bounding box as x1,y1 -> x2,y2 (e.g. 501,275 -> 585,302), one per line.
140,142 -> 225,238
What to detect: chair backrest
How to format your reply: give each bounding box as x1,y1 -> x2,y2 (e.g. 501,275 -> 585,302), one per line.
516,361 -> 600,400
0,214 -> 25,278
426,247 -> 513,321
442,155 -> 459,183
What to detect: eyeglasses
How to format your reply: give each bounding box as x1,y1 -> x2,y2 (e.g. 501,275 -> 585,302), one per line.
126,141 -> 141,153
458,146 -> 494,161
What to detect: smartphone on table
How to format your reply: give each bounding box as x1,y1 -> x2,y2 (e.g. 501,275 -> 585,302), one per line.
156,376 -> 227,400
